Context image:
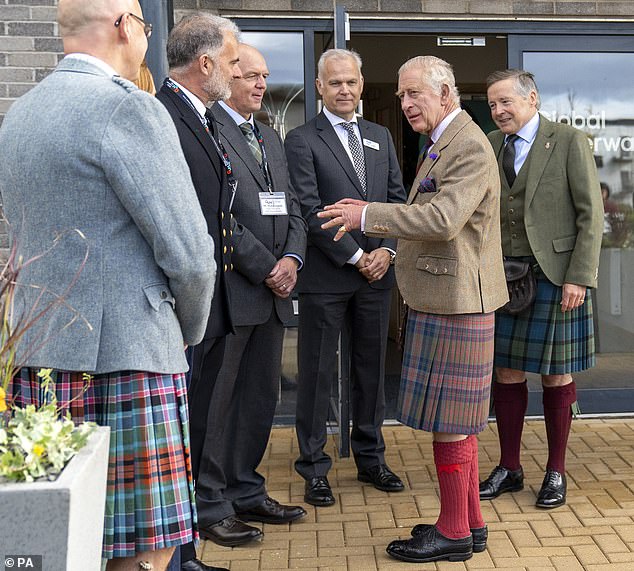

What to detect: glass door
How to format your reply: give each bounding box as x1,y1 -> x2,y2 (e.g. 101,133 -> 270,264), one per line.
510,35 -> 634,414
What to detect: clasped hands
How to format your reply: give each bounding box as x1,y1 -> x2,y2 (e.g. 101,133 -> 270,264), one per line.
265,256 -> 299,299
318,198 -> 389,283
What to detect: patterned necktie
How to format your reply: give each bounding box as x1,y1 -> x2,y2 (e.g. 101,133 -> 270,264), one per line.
240,121 -> 263,165
341,122 -> 367,194
502,134 -> 520,187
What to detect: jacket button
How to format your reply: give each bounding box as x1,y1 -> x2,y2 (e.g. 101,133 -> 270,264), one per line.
231,246 -> 234,253
509,209 -> 514,214
223,246 -> 227,254
425,264 -> 429,269
223,229 -> 226,237
444,267 -> 448,273
224,264 -> 228,272
512,233 -> 517,239
160,290 -> 168,299
230,263 -> 234,271
509,195 -> 514,201
222,212 -> 225,220
510,220 -> 516,226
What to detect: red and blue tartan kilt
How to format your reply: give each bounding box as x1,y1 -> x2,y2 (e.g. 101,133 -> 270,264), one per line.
398,309 -> 495,435
494,277 -> 595,375
10,368 -> 197,560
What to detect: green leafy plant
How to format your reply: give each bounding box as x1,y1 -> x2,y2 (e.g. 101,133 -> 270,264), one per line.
0,369 -> 95,482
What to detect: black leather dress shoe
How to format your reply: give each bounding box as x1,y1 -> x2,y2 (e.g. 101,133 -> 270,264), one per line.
181,558 -> 229,571
386,525 -> 473,563
238,496 -> 307,524
536,469 -> 567,508
479,465 -> 524,500
411,524 -> 488,553
304,476 -> 335,506
198,515 -> 263,547
357,464 -> 405,492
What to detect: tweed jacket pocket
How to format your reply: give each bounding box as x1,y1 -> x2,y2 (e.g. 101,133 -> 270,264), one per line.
552,235 -> 577,253
143,283 -> 176,311
416,255 -> 458,276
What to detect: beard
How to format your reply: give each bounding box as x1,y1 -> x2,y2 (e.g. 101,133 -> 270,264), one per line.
205,65 -> 232,102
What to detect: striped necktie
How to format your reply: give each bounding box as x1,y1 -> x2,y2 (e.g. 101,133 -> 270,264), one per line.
240,121 -> 263,165
341,122 -> 367,194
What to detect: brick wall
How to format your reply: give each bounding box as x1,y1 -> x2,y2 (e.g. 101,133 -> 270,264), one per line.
0,1 -> 61,127
173,0 -> 634,17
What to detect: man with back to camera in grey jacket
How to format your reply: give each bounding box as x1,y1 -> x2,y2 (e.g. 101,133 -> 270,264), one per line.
0,1 -> 216,569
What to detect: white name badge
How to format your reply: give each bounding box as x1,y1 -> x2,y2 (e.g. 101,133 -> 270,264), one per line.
259,192 -> 288,216
363,138 -> 380,150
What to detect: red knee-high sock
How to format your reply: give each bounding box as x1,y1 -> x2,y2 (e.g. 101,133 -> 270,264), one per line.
467,435 -> 485,530
493,380 -> 528,470
543,382 -> 576,474
433,438 -> 471,539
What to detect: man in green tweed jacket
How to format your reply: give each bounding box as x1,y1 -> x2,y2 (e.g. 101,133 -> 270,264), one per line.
480,69 -> 604,510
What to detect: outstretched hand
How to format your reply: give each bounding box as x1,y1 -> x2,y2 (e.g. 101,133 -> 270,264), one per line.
318,198 -> 367,241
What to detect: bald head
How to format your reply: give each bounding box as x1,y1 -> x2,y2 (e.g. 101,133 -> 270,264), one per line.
58,0 -> 148,81
58,0 -> 136,38
224,43 -> 269,118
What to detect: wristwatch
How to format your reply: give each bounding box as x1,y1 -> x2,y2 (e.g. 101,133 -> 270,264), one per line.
389,251 -> 396,265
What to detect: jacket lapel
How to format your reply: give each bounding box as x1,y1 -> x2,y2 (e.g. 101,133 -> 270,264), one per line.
358,119 -> 377,200
407,110 -> 471,205
212,105 -> 268,192
316,112 -> 366,198
159,85 -> 222,180
525,114 -> 556,209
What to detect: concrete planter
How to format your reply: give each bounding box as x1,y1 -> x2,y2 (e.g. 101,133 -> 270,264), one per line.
0,426 -> 110,571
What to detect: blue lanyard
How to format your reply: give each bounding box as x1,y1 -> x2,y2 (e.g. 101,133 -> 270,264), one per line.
250,122 -> 273,193
163,78 -> 238,200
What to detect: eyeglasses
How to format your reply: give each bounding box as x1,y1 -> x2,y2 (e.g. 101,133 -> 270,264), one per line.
239,72 -> 269,83
114,12 -> 153,39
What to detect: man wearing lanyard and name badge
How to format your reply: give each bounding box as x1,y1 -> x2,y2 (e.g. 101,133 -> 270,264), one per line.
156,13 -> 249,571
205,43 -> 308,540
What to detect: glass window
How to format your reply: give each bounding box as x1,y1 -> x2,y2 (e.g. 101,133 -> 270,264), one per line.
241,32 -> 305,139
524,52 -> 634,405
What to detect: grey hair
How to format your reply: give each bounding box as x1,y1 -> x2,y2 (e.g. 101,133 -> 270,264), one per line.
486,69 -> 541,109
167,12 -> 240,70
398,56 -> 460,105
317,48 -> 362,80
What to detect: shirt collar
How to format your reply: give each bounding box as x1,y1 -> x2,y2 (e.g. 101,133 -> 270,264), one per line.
323,106 -> 358,127
64,53 -> 118,77
430,107 -> 462,144
218,100 -> 253,127
509,111 -> 540,144
168,78 -> 209,119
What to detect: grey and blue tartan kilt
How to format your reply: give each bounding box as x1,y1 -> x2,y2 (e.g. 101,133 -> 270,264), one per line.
494,277 -> 595,375
398,309 -> 495,435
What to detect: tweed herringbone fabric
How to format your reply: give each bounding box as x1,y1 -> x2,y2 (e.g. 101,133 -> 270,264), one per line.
12,368 -> 196,559
494,278 -> 595,374
398,310 -> 495,434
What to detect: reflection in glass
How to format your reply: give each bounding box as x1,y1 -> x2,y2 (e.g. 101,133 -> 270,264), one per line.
525,52 -> 634,248
525,52 -> 634,358
241,32 -> 305,139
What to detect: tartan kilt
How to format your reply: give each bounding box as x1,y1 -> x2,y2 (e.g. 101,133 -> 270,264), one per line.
10,368 -> 197,560
398,309 -> 495,434
494,277 -> 595,375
